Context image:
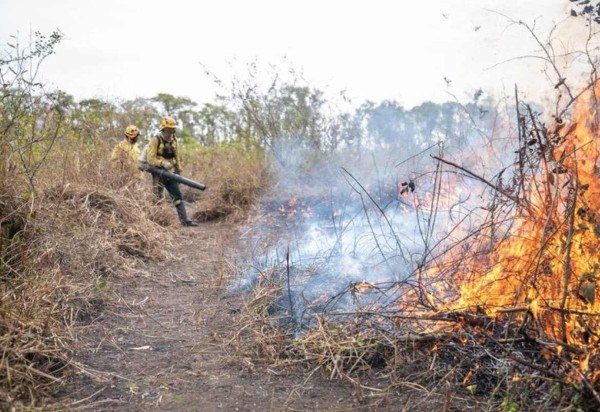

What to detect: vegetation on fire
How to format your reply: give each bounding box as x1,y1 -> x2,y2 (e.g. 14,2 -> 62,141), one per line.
3,12 -> 600,411
229,17 -> 600,412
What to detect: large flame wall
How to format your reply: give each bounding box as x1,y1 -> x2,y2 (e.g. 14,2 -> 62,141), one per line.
446,85 -> 600,346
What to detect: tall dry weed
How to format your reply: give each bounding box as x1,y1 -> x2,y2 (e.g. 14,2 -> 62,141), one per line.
184,143 -> 270,221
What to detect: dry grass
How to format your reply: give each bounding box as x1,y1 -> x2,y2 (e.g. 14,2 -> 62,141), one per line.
183,144 -> 270,222
0,139 -> 173,409
0,187 -> 170,409
229,272 -> 292,362
229,262 -> 600,411
1,134 -> 271,409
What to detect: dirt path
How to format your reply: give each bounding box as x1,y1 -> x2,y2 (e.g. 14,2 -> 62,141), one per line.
62,222 -> 396,411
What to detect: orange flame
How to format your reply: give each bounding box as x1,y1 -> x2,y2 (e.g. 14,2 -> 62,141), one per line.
421,85 -> 600,350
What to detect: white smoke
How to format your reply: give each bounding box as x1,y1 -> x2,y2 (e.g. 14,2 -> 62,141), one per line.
230,113 -> 515,329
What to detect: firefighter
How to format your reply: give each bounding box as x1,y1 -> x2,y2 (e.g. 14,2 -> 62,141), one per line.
111,124 -> 142,180
146,116 -> 198,227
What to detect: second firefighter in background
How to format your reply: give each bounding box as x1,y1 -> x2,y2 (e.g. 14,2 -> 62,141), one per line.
146,116 -> 198,227
111,124 -> 142,182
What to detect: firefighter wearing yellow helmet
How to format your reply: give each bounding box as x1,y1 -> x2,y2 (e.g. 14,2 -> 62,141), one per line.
111,124 -> 142,180
146,116 -> 198,227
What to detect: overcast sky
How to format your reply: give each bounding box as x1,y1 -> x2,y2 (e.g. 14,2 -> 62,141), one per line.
0,0 -> 590,109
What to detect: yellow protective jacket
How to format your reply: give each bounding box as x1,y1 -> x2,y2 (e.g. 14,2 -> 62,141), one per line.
146,135 -> 183,173
111,139 -> 141,178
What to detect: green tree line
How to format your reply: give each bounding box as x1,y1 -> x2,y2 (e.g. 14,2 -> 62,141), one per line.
1,30 -> 499,195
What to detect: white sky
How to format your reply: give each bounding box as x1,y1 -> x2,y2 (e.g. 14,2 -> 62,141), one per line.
0,0 -> 590,109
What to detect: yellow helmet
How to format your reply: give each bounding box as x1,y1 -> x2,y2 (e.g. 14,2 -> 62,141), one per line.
124,125 -> 140,138
160,116 -> 177,129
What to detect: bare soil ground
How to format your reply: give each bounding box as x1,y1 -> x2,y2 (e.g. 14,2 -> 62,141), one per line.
59,221 -> 406,412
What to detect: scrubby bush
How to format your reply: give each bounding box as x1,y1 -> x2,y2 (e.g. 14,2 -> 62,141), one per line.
184,141 -> 270,221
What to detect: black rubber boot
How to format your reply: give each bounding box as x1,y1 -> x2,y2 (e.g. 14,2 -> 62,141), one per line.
176,203 -> 198,227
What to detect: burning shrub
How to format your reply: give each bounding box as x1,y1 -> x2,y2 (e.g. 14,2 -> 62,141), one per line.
404,84 -> 600,404
229,78 -> 600,410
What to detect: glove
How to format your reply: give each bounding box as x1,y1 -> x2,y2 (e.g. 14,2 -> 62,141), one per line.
161,161 -> 173,170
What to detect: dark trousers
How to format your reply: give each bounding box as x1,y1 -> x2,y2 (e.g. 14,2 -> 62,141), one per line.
153,174 -> 183,206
